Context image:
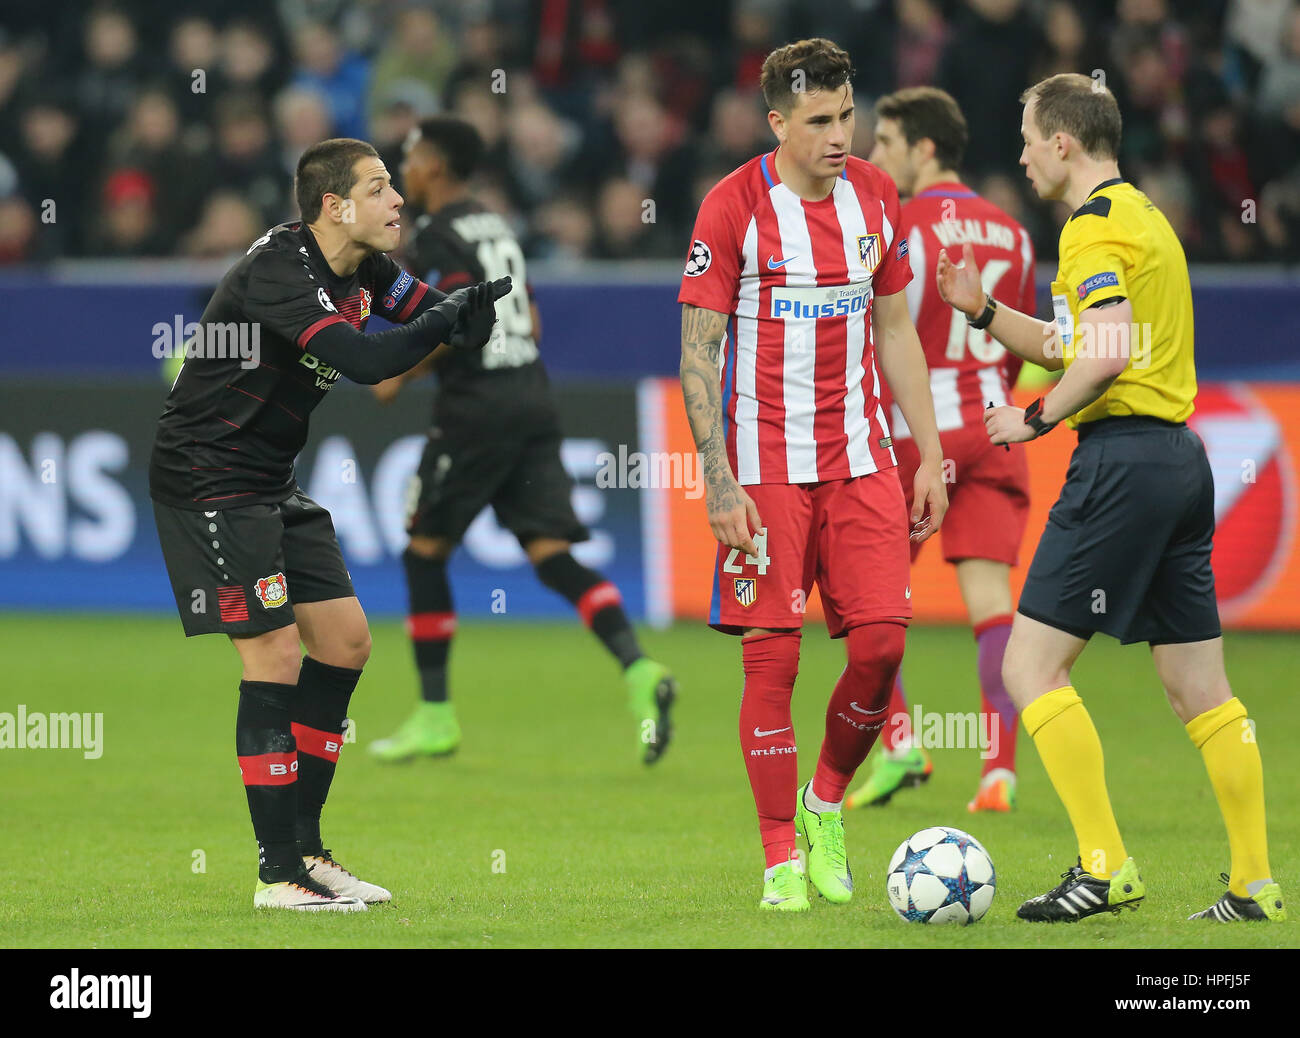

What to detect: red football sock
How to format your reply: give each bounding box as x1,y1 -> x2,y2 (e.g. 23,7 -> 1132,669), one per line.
739,632 -> 801,868
813,622 -> 907,804
879,671 -> 911,752
974,614 -> 1017,776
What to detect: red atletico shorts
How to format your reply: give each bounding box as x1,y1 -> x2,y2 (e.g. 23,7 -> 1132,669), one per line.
709,469 -> 912,638
895,425 -> 1030,566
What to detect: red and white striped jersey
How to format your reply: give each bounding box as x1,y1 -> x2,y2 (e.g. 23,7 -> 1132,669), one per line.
887,182 -> 1036,438
677,150 -> 912,485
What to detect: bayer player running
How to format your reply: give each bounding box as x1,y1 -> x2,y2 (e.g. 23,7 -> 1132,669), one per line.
149,137 -> 511,912
847,87 -> 1036,814
367,117 -> 677,766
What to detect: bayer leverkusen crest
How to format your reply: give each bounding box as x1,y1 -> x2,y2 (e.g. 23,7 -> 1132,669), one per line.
734,578 -> 757,608
858,233 -> 881,272
254,572 -> 289,609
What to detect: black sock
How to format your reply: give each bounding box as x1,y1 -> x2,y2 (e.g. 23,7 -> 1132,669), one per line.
534,552 -> 642,669
292,657 -> 361,857
403,548 -> 454,703
237,680 -> 300,883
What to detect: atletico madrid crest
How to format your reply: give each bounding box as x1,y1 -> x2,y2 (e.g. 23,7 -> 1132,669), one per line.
734,578 -> 757,608
858,233 -> 881,272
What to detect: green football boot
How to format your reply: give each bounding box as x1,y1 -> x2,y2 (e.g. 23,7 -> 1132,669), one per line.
759,860 -> 810,912
625,657 -> 677,765
368,701 -> 460,762
845,745 -> 933,808
794,781 -> 853,904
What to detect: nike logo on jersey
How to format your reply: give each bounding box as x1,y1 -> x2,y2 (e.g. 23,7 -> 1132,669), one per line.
848,702 -> 887,716
767,254 -> 797,269
753,726 -> 792,738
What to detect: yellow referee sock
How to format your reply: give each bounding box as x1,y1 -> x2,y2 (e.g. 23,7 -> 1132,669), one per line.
1186,697 -> 1272,898
1022,686 -> 1127,878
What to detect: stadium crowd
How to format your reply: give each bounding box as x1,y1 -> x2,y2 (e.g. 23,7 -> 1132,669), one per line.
0,0 -> 1297,266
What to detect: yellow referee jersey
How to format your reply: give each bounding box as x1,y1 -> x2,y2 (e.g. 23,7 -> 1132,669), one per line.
1050,178 -> 1197,427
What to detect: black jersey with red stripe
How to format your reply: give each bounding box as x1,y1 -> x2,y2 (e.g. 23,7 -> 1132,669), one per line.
405,199 -> 548,416
149,222 -> 432,508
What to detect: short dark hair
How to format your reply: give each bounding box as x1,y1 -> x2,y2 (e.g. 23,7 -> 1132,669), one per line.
1020,73 -> 1122,160
760,38 -> 853,115
295,137 -> 380,223
874,87 -> 968,171
413,116 -> 484,182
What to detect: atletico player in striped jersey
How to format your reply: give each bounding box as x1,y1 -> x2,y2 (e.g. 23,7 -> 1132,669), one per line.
678,38 -> 948,911
847,88 -> 1037,815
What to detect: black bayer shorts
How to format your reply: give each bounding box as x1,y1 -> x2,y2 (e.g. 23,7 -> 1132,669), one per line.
152,486 -> 355,637
406,420 -> 589,547
1017,416 -> 1222,646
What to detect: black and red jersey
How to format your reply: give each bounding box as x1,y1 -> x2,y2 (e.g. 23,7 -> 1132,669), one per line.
149,222 -> 432,508
404,199 -> 548,418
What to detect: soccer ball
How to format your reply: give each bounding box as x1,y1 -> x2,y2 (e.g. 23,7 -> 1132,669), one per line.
886,826 -> 996,925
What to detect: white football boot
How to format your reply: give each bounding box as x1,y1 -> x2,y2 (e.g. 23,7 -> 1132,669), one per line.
253,869 -> 367,912
303,851 -> 393,904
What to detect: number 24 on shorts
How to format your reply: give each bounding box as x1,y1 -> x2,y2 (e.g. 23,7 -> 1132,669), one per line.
723,529 -> 772,575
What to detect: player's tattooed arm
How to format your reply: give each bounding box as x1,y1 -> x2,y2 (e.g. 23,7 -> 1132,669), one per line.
679,304 -> 730,491
680,304 -> 760,555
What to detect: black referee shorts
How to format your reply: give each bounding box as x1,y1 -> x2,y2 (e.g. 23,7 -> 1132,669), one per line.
153,486 -> 355,638
406,421 -> 589,548
1017,416 -> 1222,646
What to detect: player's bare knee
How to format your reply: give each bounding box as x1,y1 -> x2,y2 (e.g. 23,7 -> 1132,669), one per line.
1163,675 -> 1232,724
344,627 -> 372,669
317,625 -> 371,670
407,536 -> 452,561
236,625 -> 302,684
1000,643 -> 1053,708
525,537 -> 570,566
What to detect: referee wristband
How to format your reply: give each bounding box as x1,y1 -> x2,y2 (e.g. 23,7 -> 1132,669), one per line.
967,295 -> 997,330
1023,397 -> 1057,438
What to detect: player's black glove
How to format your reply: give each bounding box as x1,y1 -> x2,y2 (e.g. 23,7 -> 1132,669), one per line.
431,277 -> 513,352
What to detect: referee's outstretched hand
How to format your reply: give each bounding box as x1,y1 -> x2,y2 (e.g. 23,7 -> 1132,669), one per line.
442,276 -> 514,352
935,244 -> 985,317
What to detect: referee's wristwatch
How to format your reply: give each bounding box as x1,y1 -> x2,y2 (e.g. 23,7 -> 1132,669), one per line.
967,294 -> 997,330
1023,397 -> 1057,438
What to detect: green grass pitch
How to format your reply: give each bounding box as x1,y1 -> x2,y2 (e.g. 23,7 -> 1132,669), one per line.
1,615 -> 1295,949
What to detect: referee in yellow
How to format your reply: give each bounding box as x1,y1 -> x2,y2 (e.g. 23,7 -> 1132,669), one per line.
935,72 -> 1285,923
